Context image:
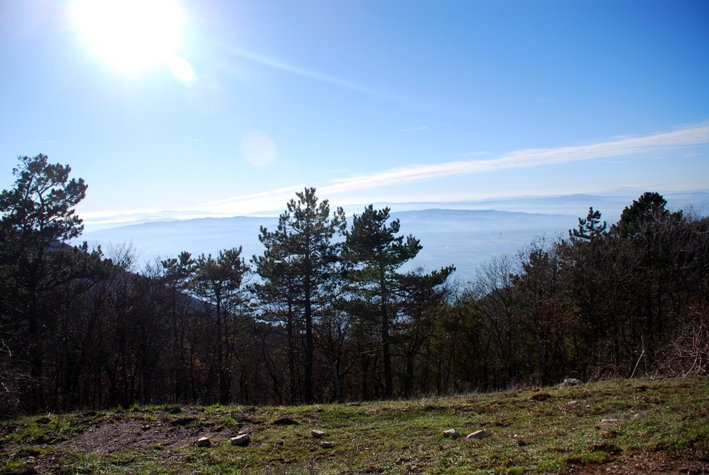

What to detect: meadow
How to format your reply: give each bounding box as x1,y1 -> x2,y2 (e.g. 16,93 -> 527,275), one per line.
1,377 -> 707,474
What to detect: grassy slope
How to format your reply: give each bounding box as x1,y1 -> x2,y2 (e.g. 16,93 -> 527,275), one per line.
1,377 -> 707,474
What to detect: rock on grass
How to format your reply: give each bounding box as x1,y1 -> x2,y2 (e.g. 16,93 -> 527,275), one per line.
231,434 -> 250,446
443,429 -> 460,439
467,430 -> 488,440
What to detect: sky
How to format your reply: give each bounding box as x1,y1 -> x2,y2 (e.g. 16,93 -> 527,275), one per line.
1,0 -> 708,224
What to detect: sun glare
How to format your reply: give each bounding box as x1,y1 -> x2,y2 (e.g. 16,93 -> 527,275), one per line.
73,0 -> 183,73
169,56 -> 194,81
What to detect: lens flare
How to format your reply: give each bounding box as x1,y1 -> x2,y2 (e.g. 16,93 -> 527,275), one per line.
241,131 -> 277,167
170,57 -> 194,82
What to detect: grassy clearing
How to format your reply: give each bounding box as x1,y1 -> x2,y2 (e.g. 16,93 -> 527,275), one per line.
1,377 -> 707,474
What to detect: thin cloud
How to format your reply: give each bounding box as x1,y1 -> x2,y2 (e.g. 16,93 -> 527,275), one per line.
195,123 -> 709,214
199,185 -> 306,214
404,126 -> 428,132
463,151 -> 488,157
216,43 -> 434,111
319,124 -> 709,195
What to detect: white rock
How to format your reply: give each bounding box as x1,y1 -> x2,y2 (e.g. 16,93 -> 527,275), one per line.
563,378 -> 580,386
466,429 -> 488,440
320,441 -> 334,448
601,418 -> 619,424
231,434 -> 250,446
311,430 -> 325,438
443,429 -> 460,439
197,437 -> 211,447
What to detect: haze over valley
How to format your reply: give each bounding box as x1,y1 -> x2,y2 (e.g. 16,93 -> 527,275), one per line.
80,190 -> 708,281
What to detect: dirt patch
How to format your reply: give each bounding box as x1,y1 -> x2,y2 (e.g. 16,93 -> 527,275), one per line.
272,416 -> 298,426
58,420 -> 225,453
563,453 -> 709,474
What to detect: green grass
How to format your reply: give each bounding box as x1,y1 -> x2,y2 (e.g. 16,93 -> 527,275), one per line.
0,377 -> 707,474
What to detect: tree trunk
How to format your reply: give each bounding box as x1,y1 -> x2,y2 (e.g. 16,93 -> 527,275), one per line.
380,264 -> 393,398
287,296 -> 297,404
304,242 -> 314,403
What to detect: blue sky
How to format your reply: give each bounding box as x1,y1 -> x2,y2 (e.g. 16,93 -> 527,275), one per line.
1,0 -> 708,223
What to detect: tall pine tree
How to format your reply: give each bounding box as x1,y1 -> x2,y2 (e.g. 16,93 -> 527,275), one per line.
254,188 -> 345,403
344,205 -> 421,398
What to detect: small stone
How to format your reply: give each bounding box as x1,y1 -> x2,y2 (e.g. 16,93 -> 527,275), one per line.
466,429 -> 488,440
563,378 -> 580,386
311,430 -> 325,438
567,400 -> 579,407
231,434 -> 250,447
197,437 -> 211,447
443,429 -> 460,439
601,418 -> 619,424
320,441 -> 334,448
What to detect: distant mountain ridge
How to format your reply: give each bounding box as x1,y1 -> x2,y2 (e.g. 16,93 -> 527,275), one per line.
80,190 -> 708,232
77,191 -> 708,282
79,209 -> 579,282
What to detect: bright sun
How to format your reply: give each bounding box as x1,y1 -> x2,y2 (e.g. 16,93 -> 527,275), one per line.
73,0 -> 184,73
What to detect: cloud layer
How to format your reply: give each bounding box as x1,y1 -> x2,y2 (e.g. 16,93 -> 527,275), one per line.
315,124 -> 709,196
183,123 -> 709,214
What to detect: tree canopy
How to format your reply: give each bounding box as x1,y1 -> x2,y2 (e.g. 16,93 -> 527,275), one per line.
1,155 -> 707,415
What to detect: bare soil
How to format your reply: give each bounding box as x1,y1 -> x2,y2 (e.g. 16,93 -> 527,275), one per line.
57,420 -> 223,453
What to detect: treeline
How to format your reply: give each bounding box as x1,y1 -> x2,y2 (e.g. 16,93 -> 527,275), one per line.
1,155 -> 707,416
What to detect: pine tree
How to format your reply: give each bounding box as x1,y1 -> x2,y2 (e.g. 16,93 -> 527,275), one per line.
344,205 -> 421,398
254,188 -> 345,403
192,248 -> 249,403
0,154 -> 88,411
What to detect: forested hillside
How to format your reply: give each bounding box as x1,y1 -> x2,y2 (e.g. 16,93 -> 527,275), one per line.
1,155 -> 708,416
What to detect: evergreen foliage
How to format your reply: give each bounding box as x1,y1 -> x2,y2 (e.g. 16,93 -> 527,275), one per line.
0,155 -> 707,415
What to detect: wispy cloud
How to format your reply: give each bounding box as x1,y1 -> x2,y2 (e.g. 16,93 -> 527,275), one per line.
404,126 -> 428,132
318,124 -> 709,195
199,185 -> 306,214
463,151 -> 488,157
191,123 -> 709,215
216,43 -> 434,111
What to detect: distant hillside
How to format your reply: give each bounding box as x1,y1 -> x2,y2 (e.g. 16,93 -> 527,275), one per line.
79,209 -> 579,281
368,190 -> 709,220
79,191 -> 709,233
